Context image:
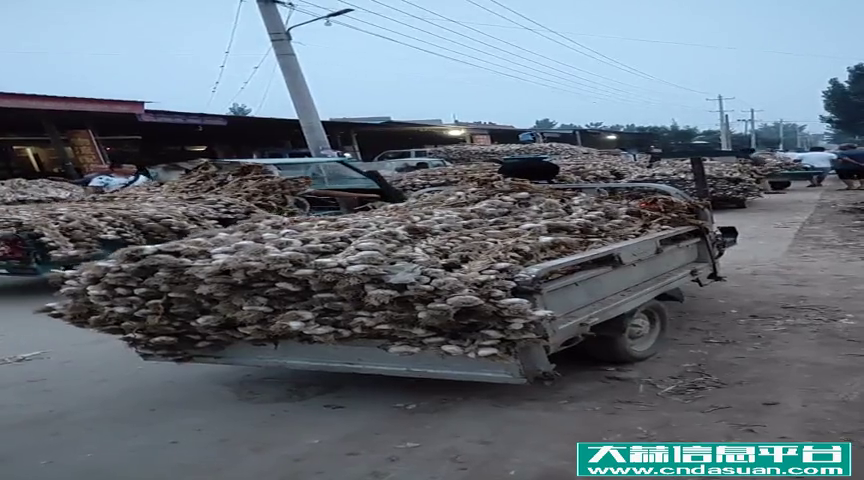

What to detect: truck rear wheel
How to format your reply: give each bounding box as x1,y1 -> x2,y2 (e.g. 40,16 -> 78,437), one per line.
583,300 -> 668,363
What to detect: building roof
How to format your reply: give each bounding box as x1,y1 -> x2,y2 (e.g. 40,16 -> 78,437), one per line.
0,91 -> 147,114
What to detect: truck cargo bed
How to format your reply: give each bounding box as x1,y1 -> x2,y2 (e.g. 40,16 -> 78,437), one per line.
155,224 -> 736,384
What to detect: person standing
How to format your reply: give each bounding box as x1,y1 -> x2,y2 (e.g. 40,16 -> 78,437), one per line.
86,163 -> 150,192
833,144 -> 864,190
796,146 -> 836,187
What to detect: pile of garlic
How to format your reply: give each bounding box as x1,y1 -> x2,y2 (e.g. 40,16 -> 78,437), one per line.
0,164 -> 311,264
44,179 -> 702,360
428,142 -> 629,164
629,160 -> 763,202
0,178 -> 86,205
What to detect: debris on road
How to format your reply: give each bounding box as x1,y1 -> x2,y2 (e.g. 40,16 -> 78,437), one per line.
648,364 -> 725,402
0,351 -> 48,366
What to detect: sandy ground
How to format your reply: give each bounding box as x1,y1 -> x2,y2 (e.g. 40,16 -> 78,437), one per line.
2,184 -> 864,480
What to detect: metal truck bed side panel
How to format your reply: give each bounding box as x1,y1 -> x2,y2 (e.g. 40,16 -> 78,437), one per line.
545,263 -> 710,352
180,340 -> 552,384
536,235 -> 702,317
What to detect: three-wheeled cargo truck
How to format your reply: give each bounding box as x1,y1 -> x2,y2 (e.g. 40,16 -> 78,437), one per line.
146,183 -> 738,384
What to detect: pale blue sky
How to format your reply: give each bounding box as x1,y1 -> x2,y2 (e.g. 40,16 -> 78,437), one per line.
2,0 -> 861,131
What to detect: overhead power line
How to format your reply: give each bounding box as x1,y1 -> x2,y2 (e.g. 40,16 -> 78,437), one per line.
411,18 -> 863,62
327,0 -> 644,102
467,0 -> 710,95
357,0 -> 700,109
285,6 -> 615,104
295,2 -> 698,111
206,0 -> 246,109
255,62 -> 280,114
226,2 -> 297,107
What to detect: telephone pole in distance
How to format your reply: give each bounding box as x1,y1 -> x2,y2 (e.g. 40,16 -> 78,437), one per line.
708,94 -> 735,150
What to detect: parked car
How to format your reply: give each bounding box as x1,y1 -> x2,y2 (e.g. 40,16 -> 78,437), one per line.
371,148 -> 432,162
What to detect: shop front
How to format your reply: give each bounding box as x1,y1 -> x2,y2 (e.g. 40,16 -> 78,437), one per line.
0,92 -> 146,179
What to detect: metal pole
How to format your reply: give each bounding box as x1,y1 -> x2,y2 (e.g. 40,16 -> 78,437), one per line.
707,94 -> 734,150
718,95 -> 728,150
41,119 -> 80,178
690,156 -> 710,200
749,108 -> 757,149
256,0 -> 332,157
778,119 -> 785,151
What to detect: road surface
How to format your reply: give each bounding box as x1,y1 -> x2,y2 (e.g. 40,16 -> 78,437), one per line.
2,185 -> 863,480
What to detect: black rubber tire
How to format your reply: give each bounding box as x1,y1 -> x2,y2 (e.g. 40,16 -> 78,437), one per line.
769,181 -> 791,191
582,300 -> 669,363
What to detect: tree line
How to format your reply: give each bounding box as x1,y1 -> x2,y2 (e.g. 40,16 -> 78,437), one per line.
822,62 -> 864,144
531,118 -> 812,150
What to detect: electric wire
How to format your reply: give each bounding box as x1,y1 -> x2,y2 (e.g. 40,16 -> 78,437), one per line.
411,18 -> 861,62
293,3 -> 698,110
381,0 -> 703,109
226,2 -> 296,107
351,0 -> 698,108
285,6 -> 609,103
468,0 -> 710,95
206,0 -> 246,109
255,62 -> 280,114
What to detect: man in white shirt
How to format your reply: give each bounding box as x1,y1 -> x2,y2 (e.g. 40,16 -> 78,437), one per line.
87,164 -> 151,192
795,146 -> 836,187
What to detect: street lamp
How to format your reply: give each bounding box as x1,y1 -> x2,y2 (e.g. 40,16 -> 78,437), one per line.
286,8 -> 354,39
256,1 -> 353,157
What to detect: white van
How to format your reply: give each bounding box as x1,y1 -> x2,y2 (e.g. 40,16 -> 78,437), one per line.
372,149 -> 432,162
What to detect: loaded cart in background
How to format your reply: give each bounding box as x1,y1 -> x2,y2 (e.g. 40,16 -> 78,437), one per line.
0,159 -> 408,277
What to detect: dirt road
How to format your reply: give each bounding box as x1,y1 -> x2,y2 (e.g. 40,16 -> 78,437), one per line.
2,186 -> 863,480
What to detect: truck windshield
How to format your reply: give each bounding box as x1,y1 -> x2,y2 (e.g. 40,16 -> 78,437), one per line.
274,162 -> 379,189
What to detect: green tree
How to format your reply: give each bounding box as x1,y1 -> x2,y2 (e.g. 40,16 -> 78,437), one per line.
827,128 -> 861,144
532,118 -> 557,129
822,63 -> 864,138
228,103 -> 252,116
558,123 -> 581,129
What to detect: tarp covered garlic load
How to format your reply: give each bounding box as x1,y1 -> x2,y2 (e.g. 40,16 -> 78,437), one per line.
0,164 -> 312,264
44,179 -> 703,360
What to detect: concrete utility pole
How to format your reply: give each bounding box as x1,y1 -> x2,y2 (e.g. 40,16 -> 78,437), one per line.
738,108 -> 763,149
256,1 -> 353,157
778,119 -> 785,151
707,94 -> 734,150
